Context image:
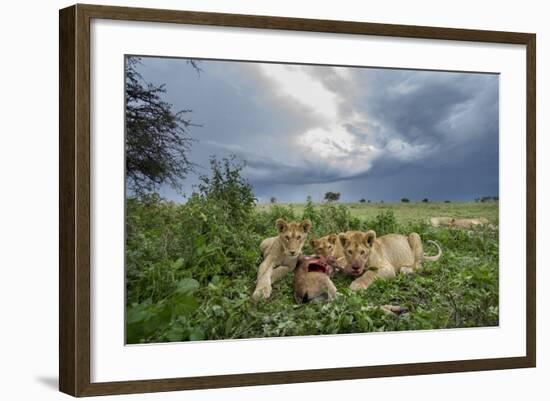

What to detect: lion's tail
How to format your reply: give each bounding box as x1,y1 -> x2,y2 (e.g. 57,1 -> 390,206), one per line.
423,240 -> 442,262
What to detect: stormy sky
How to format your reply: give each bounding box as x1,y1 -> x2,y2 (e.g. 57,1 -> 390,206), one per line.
131,56 -> 499,203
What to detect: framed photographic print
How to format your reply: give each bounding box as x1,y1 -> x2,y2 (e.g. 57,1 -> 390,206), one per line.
59,4 -> 536,397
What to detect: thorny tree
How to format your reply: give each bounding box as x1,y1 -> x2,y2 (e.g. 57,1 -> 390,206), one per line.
125,56 -> 200,195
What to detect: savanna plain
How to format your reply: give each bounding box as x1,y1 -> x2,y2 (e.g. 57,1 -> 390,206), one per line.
125,160 -> 499,343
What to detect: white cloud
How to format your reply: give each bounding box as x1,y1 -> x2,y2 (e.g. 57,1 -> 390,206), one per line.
297,124 -> 380,178
258,64 -> 378,179
258,64 -> 342,121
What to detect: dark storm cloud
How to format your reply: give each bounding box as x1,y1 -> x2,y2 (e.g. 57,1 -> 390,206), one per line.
134,57 -> 499,203
348,70 -> 499,201
202,140 -> 364,187
291,67 -> 499,202
357,70 -> 498,147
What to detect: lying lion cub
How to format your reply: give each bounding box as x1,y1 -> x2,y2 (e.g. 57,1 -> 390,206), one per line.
252,218 -> 312,301
430,217 -> 454,228
294,255 -> 338,304
310,234 -> 345,267
338,230 -> 442,291
451,217 -> 491,229
430,216 -> 491,229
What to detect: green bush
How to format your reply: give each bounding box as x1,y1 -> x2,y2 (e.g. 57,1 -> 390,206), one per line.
367,208 -> 398,235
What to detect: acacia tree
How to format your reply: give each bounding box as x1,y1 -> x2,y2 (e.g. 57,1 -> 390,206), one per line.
125,57 -> 200,195
324,192 -> 341,202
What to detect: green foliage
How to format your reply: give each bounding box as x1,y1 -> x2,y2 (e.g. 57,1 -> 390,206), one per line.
126,168 -> 499,343
367,209 -> 398,235
126,157 -> 261,342
126,277 -> 200,343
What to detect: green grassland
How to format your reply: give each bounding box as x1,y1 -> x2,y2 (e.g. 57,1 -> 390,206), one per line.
125,158 -> 498,344
257,201 -> 499,225
126,199 -> 498,344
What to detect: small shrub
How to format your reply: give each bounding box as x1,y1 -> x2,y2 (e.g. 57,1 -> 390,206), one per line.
368,209 -> 398,235
316,202 -> 361,234
301,196 -> 321,230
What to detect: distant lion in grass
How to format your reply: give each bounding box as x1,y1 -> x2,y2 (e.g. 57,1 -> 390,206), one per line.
252,218 -> 312,301
431,216 -> 492,229
430,217 -> 454,227
338,230 -> 442,291
450,217 -> 491,229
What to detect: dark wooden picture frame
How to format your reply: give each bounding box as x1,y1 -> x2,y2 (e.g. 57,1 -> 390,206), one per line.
59,3 -> 536,397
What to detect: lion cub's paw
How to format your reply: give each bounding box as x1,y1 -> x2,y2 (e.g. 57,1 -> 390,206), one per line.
349,280 -> 368,291
252,285 -> 272,302
380,304 -> 409,315
400,266 -> 414,275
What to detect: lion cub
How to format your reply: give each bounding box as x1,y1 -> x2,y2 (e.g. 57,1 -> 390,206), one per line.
451,217 -> 491,229
430,217 -> 454,228
310,234 -> 345,268
338,230 -> 442,291
294,255 -> 338,304
431,216 -> 492,229
252,218 -> 312,301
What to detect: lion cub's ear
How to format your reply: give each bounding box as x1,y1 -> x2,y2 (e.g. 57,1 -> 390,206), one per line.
275,218 -> 288,233
338,233 -> 348,247
310,238 -> 319,248
327,234 -> 338,244
364,230 -> 376,247
300,219 -> 312,233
